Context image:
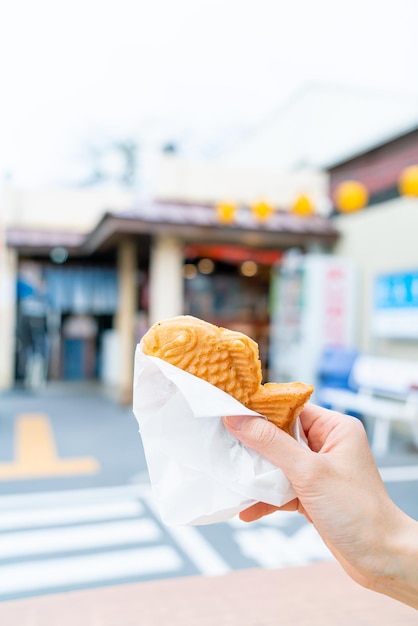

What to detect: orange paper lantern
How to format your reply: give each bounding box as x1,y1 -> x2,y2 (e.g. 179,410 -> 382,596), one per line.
334,180 -> 368,213
398,165 -> 418,197
215,202 -> 237,224
251,200 -> 274,221
291,194 -> 315,216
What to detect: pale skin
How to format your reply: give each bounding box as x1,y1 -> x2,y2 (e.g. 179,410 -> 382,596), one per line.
223,404 -> 418,610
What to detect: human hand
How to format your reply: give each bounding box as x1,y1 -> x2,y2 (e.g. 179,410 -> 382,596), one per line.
223,404 -> 418,608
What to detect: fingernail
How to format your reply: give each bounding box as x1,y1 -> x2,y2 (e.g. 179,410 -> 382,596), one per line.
223,415 -> 250,430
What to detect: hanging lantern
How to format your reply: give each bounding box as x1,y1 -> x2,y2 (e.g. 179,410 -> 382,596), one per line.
215,202 -> 237,224
398,165 -> 418,197
334,180 -> 368,213
251,200 -> 274,221
291,194 -> 315,217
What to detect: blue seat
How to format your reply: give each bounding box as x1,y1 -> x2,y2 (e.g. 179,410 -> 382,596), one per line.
317,347 -> 359,391
317,347 -> 364,422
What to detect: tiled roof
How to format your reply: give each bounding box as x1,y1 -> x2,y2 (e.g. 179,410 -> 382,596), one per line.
115,201 -> 339,237
6,201 -> 340,256
6,228 -> 85,249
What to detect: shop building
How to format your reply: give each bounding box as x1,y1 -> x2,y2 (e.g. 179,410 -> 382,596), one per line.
2,191 -> 339,401
214,85 -> 418,366
330,126 -> 418,359
2,115 -> 417,403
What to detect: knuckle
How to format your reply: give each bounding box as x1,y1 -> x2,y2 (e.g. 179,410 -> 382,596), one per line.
346,413 -> 368,440
248,418 -> 278,450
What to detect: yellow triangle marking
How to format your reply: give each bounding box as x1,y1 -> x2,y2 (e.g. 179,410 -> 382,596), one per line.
0,414 -> 100,479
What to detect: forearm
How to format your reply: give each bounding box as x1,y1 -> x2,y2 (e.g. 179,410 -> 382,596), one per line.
367,509 -> 418,609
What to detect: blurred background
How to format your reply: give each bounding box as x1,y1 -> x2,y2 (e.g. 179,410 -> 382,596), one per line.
1,0 -> 418,603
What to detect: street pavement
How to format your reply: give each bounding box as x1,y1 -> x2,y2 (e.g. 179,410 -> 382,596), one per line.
0,383 -> 417,602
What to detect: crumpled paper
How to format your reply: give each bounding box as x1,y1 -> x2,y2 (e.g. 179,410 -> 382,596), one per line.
133,345 -> 301,525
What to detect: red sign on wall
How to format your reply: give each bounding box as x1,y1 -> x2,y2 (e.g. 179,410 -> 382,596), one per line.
184,243 -> 282,266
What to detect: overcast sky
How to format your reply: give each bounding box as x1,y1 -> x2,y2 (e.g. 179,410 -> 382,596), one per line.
1,0 -> 418,186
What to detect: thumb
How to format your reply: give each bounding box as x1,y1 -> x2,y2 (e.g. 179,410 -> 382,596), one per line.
223,414 -> 308,478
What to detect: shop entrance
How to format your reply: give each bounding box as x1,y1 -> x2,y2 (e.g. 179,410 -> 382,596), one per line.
15,261 -> 118,386
183,244 -> 283,380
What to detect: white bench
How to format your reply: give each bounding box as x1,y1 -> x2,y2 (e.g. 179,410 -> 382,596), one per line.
318,355 -> 418,456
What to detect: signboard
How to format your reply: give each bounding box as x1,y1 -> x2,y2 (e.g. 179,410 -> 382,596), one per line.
184,243 -> 282,265
372,270 -> 418,338
269,252 -> 357,388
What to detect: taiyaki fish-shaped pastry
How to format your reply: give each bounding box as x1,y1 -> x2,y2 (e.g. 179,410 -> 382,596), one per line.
141,315 -> 314,434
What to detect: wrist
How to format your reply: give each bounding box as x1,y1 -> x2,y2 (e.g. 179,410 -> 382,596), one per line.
366,507 -> 418,609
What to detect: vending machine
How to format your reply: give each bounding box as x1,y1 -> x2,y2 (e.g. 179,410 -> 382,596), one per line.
269,250 -> 357,397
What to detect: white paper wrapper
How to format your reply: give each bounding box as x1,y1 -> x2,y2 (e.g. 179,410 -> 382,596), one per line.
133,345 -> 302,526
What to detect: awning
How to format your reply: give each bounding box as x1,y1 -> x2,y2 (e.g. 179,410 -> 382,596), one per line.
6,201 -> 340,259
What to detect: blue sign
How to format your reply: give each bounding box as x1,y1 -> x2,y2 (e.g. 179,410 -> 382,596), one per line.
374,271 -> 418,310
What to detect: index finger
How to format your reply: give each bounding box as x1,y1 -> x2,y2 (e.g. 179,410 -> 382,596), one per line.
299,403 -> 356,452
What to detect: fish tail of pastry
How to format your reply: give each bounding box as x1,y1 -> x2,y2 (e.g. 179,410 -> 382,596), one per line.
249,383 -> 314,434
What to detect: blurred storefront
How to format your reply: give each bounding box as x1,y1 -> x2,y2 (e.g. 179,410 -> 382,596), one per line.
2,120 -> 418,402
12,247 -> 119,389
3,201 -> 339,401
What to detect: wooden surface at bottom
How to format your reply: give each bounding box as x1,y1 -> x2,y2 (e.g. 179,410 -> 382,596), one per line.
0,561 -> 416,625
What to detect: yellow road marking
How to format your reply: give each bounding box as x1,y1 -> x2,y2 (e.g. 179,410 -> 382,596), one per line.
0,414 -> 100,479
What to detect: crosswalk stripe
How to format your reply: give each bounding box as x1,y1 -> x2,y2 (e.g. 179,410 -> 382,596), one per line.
0,500 -> 144,531
232,525 -> 332,569
0,519 -> 161,559
0,484 -> 151,510
0,479 -> 343,599
145,497 -> 231,576
165,524 -> 231,576
0,546 -> 183,595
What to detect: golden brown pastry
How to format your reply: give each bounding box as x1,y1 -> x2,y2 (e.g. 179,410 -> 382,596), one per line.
141,315 -> 314,434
